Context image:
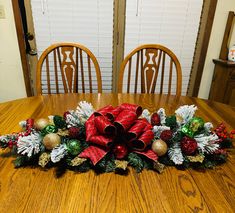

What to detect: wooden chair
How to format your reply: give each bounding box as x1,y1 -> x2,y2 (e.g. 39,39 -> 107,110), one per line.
118,44 -> 182,96
36,43 -> 102,95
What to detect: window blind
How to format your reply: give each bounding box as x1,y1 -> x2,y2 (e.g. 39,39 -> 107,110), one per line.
31,0 -> 113,93
125,0 -> 203,95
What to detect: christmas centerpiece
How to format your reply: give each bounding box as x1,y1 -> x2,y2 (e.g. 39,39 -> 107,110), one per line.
0,102 -> 234,174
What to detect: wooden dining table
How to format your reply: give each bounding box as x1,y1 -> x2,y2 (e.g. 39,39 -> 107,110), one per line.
0,93 -> 235,212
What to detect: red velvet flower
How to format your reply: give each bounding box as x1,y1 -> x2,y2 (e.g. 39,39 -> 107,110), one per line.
160,130 -> 173,141
180,136 -> 198,155
69,127 -> 80,139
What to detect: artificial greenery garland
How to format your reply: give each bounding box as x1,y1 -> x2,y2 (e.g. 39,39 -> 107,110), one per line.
0,101 -> 234,176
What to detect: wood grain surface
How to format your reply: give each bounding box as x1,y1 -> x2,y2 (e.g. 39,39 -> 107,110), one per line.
0,93 -> 235,213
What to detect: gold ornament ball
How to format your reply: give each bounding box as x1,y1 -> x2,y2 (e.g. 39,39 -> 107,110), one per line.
43,133 -> 61,150
34,118 -> 49,130
151,139 -> 168,156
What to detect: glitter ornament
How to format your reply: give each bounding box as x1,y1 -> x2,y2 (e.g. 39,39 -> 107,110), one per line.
151,139 -> 168,156
66,139 -> 82,155
34,118 -> 49,130
43,133 -> 61,150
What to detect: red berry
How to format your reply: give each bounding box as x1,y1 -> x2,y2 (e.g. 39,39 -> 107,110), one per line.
231,130 -> 235,134
26,118 -> 34,130
63,111 -> 71,120
8,141 -> 13,149
24,130 -> 30,136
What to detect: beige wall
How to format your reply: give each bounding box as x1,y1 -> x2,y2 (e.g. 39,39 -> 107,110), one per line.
198,0 -> 235,99
0,0 -> 26,102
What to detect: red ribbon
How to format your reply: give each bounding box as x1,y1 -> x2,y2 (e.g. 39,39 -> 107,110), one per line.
79,103 -> 156,165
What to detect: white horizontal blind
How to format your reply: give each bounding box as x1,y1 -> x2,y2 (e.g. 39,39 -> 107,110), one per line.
31,0 -> 113,93
125,0 -> 203,95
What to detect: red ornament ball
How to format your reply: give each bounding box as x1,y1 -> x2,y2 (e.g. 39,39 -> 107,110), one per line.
160,130 -> 173,141
151,113 -> 160,126
113,143 -> 128,159
68,127 -> 80,139
180,136 -> 198,155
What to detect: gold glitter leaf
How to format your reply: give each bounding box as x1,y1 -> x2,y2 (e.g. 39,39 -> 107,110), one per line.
71,156 -> 87,166
187,155 -> 205,163
57,129 -> 69,136
115,160 -> 128,170
153,161 -> 165,173
38,152 -> 51,168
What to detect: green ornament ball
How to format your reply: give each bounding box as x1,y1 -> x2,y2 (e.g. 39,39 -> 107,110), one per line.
66,139 -> 82,156
53,115 -> 66,129
41,125 -> 58,136
189,117 -> 204,132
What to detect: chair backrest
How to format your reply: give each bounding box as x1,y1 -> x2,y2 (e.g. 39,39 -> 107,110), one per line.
36,43 -> 102,95
118,44 -> 182,96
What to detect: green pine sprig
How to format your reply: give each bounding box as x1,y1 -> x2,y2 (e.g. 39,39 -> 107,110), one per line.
53,115 -> 67,128
165,115 -> 177,129
127,152 -> 144,173
95,154 -> 116,173
13,156 -> 28,168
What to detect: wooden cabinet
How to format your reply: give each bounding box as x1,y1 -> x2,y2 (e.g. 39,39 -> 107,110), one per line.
209,59 -> 235,106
